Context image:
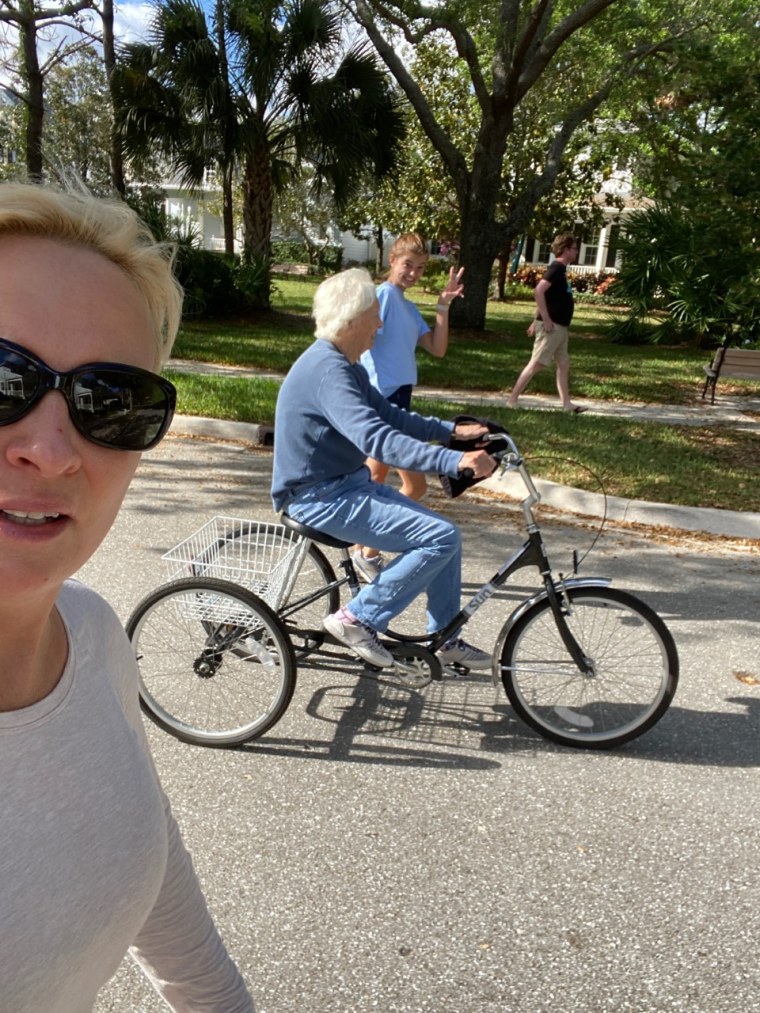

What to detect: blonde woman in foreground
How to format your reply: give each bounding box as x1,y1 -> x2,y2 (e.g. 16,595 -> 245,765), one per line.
0,183 -> 254,1012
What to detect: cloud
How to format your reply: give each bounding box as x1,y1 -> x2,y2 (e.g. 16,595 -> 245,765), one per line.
115,2 -> 155,45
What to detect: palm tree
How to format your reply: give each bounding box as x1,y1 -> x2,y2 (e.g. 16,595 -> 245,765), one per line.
113,0 -> 404,303
113,0 -> 237,252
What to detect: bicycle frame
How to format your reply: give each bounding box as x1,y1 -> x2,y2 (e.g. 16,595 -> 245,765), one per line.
281,433 -> 609,682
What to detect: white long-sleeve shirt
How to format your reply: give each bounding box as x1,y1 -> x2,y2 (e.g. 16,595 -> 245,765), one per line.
0,580 -> 254,1013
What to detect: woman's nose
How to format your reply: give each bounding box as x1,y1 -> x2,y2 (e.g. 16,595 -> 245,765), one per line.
4,391 -> 83,476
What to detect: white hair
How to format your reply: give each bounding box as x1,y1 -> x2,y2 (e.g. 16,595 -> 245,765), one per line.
312,267 -> 377,342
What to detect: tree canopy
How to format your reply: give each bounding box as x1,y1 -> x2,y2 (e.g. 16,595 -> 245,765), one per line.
342,0 -> 747,329
114,0 -> 404,305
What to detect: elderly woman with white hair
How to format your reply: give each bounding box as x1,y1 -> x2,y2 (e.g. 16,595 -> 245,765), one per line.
271,267 -> 495,670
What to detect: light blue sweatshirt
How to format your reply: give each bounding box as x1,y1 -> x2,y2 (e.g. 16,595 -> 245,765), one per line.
271,339 -> 461,511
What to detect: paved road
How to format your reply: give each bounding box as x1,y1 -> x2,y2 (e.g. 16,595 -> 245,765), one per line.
87,435 -> 760,1013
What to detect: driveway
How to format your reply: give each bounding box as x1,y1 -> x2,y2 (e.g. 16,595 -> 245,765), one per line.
87,435 -> 760,1013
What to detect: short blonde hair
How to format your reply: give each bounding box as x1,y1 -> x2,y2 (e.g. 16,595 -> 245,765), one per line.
312,267 -> 377,342
0,182 -> 183,366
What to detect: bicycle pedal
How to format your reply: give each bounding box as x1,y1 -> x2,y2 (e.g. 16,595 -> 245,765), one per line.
442,662 -> 471,678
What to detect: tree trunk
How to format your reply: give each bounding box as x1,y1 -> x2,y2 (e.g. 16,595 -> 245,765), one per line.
215,0 -> 235,255
375,224 -> 384,275
495,252 -> 509,300
451,187 -> 507,329
19,13 -> 43,180
222,165 -> 235,256
241,145 -> 273,308
451,237 -> 495,330
242,148 -> 273,262
101,0 -> 126,195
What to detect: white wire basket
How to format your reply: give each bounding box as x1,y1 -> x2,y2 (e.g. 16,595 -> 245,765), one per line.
162,516 -> 310,611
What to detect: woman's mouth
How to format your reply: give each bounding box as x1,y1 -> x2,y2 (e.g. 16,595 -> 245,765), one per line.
0,509 -> 62,526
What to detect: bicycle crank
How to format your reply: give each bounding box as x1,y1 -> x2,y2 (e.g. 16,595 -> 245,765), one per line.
388,645 -> 442,689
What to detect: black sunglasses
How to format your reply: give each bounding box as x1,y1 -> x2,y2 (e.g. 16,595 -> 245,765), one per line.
0,337 -> 176,451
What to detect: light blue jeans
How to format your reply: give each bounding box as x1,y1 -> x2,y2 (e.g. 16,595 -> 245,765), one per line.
286,468 -> 461,634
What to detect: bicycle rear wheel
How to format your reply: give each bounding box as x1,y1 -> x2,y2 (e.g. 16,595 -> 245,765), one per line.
127,577 -> 296,748
500,587 -> 678,749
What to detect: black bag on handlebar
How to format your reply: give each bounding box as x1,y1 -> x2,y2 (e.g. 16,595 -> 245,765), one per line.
439,415 -> 511,498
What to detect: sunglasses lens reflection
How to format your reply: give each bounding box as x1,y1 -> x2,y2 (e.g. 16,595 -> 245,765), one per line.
71,370 -> 172,450
0,345 -> 175,451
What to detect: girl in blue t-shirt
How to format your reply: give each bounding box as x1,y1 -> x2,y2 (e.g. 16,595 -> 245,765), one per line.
354,233 -> 464,581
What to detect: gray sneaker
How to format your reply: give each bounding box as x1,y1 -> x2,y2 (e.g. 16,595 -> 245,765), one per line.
323,612 -> 394,668
351,550 -> 386,583
436,638 -> 492,671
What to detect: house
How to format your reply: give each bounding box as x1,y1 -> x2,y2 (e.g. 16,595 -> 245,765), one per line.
161,171 -> 241,252
158,169 -> 651,272
523,182 -> 653,275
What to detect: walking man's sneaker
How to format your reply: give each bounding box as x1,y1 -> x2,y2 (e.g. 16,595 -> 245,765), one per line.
351,549 -> 386,583
323,608 -> 394,667
436,638 -> 492,670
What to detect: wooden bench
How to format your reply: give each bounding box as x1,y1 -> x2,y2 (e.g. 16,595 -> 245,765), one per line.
701,346 -> 760,404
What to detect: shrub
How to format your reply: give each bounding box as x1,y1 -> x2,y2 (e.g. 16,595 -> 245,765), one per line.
271,239 -> 309,264
606,203 -> 760,347
175,247 -> 243,317
235,256 -> 273,310
271,239 -> 342,274
421,258 -> 453,291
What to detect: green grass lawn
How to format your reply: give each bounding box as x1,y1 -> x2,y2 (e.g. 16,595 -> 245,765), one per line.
167,277 -> 760,517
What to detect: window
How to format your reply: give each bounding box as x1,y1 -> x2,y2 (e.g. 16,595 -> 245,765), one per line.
582,229 -> 600,267
535,239 -> 555,263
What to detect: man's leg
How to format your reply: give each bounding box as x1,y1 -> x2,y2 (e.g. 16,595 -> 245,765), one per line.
506,357 -> 545,407
556,353 -> 573,410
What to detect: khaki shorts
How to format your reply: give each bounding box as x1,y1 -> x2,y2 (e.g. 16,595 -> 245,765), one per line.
532,322 -> 570,366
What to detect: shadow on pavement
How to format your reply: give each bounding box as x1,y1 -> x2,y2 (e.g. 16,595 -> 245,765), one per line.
240,650 -> 760,770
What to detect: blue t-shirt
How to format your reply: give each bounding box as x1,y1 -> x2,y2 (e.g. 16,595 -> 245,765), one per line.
360,282 -> 430,396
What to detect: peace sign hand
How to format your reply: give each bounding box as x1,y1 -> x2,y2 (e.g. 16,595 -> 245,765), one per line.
438,265 -> 465,308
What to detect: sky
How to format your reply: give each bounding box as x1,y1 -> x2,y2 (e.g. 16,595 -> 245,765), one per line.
0,0 -> 154,84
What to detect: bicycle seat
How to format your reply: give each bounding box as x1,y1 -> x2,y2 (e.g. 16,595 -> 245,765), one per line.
279,513 -> 353,550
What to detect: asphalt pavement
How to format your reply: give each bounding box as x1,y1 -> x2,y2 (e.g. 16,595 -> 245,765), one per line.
86,434 -> 760,1013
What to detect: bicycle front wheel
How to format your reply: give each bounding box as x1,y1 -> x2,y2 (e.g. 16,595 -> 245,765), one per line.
127,577 -> 296,748
500,587 -> 678,749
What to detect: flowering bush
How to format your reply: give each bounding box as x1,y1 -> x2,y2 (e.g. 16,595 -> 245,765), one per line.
506,266 -> 618,297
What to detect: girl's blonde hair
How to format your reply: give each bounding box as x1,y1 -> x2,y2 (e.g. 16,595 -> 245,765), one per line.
388,232 -> 427,263
0,182 -> 183,366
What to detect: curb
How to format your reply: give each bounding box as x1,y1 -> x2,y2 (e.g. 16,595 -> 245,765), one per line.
480,472 -> 760,542
168,414 -> 760,542
170,414 -> 274,447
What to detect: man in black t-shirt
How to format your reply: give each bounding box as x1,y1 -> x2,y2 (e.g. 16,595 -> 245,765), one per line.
506,233 -> 588,413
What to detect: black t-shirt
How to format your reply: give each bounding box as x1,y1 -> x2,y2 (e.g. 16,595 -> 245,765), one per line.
539,260 -> 574,326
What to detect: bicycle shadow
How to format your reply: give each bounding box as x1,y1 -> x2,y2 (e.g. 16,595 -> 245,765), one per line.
618,695 -> 760,766
243,649 -> 760,770
241,649 -> 523,769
